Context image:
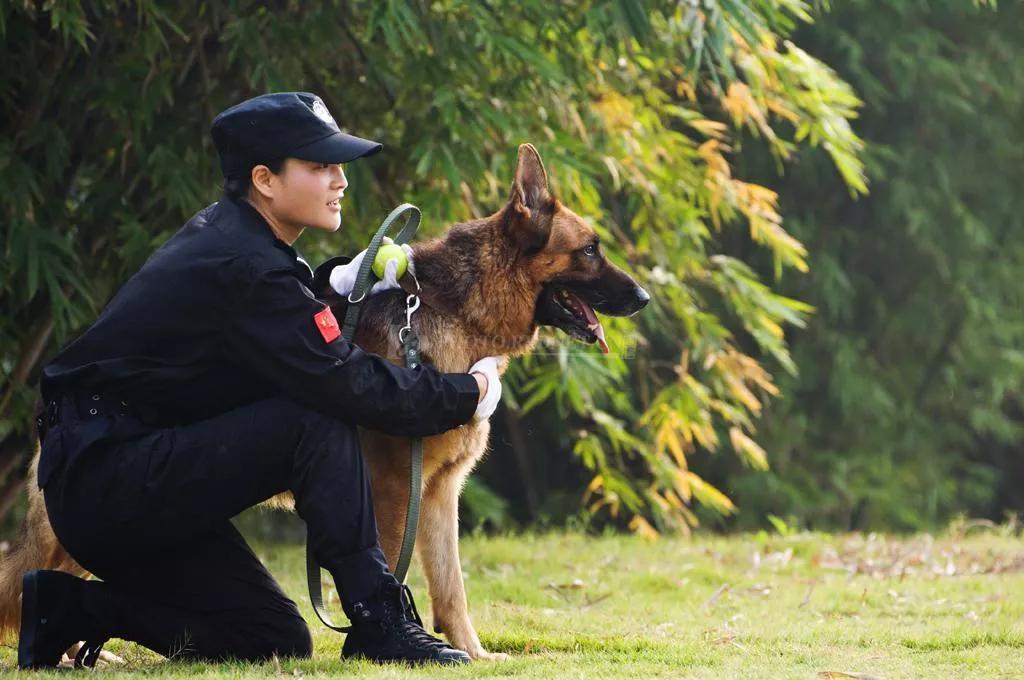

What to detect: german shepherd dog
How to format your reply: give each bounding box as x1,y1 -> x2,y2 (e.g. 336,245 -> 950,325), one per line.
0,144 -> 649,662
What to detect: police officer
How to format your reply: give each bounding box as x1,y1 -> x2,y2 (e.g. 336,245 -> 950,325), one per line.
19,92 -> 502,668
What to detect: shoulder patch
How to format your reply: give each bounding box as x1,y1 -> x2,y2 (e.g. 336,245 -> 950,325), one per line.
313,306 -> 341,343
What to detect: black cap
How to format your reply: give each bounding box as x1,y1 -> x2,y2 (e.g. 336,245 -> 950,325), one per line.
211,92 -> 383,178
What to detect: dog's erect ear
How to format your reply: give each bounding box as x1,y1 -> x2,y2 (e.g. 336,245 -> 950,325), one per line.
510,143 -> 551,209
504,143 -> 555,252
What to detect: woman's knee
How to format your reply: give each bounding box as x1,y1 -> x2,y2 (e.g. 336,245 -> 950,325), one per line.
276,617 -> 314,659
233,615 -> 313,661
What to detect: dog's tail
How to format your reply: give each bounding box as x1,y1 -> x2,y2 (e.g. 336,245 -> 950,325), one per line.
0,440 -> 83,641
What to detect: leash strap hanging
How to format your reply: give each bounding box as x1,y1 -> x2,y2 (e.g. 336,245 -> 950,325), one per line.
395,296 -> 423,582
306,539 -> 348,631
307,204 -> 425,633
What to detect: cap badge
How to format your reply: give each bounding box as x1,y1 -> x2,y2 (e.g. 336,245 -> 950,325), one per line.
311,99 -> 337,127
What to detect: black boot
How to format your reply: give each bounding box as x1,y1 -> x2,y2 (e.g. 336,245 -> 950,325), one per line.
18,570 -> 110,669
341,579 -> 470,665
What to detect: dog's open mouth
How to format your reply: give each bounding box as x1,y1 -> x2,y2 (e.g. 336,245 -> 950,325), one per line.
535,285 -> 609,354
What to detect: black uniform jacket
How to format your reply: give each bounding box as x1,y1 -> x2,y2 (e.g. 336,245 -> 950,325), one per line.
41,196 -> 479,448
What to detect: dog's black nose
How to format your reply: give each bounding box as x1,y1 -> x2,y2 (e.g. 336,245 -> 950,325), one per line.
634,286 -> 650,310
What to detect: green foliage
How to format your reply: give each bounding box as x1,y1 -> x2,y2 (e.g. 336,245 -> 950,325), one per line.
725,0 -> 1024,530
459,477 -> 510,531
0,1 -> 865,530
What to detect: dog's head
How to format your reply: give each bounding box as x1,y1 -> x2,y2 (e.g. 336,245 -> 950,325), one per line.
501,144 -> 649,353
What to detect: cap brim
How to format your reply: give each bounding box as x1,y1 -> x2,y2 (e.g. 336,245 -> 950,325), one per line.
291,131 -> 382,164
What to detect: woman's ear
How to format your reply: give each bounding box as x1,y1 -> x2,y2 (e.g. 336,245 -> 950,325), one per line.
250,164 -> 276,200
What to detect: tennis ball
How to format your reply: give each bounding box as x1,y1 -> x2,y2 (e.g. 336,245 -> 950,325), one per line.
372,243 -> 408,279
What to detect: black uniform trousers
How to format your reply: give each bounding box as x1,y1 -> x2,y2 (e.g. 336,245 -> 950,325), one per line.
41,393 -> 392,662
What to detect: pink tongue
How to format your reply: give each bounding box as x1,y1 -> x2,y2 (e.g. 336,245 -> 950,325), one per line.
569,293 -> 609,354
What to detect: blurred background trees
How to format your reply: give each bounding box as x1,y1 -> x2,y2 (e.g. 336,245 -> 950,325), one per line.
1,0 -> 1019,536
716,0 -> 1024,531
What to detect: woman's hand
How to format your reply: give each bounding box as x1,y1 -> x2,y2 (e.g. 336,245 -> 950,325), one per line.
330,238 -> 415,298
469,356 -> 503,421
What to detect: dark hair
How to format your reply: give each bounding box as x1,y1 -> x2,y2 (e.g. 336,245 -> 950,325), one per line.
224,157 -> 286,201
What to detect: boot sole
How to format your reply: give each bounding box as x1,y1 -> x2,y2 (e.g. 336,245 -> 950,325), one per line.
342,650 -> 470,665
18,570 -> 43,669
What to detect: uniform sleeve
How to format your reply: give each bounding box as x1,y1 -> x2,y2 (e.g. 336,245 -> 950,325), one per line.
224,260 -> 479,437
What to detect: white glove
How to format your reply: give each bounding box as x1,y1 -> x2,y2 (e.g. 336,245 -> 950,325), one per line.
330,238 -> 415,298
469,356 -> 503,422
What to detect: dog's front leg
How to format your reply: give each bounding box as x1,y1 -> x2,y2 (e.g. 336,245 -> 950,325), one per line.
416,469 -> 507,661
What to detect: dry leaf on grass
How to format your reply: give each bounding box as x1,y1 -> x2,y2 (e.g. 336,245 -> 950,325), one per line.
548,578 -> 587,590
702,624 -> 744,649
811,534 -> 1024,579
545,580 -> 611,609
707,632 -> 736,646
799,579 -> 818,608
704,584 -> 730,606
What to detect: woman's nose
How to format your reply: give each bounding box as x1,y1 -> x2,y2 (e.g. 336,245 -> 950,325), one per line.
332,165 -> 348,190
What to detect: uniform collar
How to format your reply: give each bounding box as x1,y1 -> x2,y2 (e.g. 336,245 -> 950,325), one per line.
223,195 -> 314,285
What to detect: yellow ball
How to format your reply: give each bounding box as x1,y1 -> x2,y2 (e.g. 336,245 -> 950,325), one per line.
372,243 -> 408,279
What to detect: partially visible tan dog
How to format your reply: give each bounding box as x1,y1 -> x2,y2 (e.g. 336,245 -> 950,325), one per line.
0,144 -> 649,660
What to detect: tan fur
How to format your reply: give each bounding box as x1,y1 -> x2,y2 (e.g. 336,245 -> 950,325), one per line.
0,144 -> 644,661
0,442 -> 87,638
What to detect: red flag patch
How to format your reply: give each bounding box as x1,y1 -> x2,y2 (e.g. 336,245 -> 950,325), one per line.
313,306 -> 341,343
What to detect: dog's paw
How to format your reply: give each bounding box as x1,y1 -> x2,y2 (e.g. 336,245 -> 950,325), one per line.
474,650 -> 511,662
62,643 -> 126,668
97,649 -> 127,666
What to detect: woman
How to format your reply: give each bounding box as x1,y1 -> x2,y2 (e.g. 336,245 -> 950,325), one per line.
20,92 -> 501,668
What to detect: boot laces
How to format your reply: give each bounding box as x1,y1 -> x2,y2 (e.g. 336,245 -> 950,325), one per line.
398,584 -> 424,627
384,584 -> 448,651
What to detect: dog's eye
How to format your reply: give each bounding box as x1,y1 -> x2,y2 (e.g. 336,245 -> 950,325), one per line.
583,244 -> 598,257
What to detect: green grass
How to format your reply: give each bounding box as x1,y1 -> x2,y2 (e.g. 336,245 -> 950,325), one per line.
3,529 -> 1023,678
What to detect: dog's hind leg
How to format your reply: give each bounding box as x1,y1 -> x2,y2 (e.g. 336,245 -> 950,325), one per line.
0,441 -> 87,642
416,465 -> 508,661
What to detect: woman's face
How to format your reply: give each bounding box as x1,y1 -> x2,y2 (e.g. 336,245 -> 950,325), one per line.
262,159 -> 348,235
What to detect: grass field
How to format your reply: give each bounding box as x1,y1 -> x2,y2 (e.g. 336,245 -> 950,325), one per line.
2,526 -> 1023,678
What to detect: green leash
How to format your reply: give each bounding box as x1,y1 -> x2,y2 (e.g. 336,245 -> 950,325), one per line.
306,203 -> 425,633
